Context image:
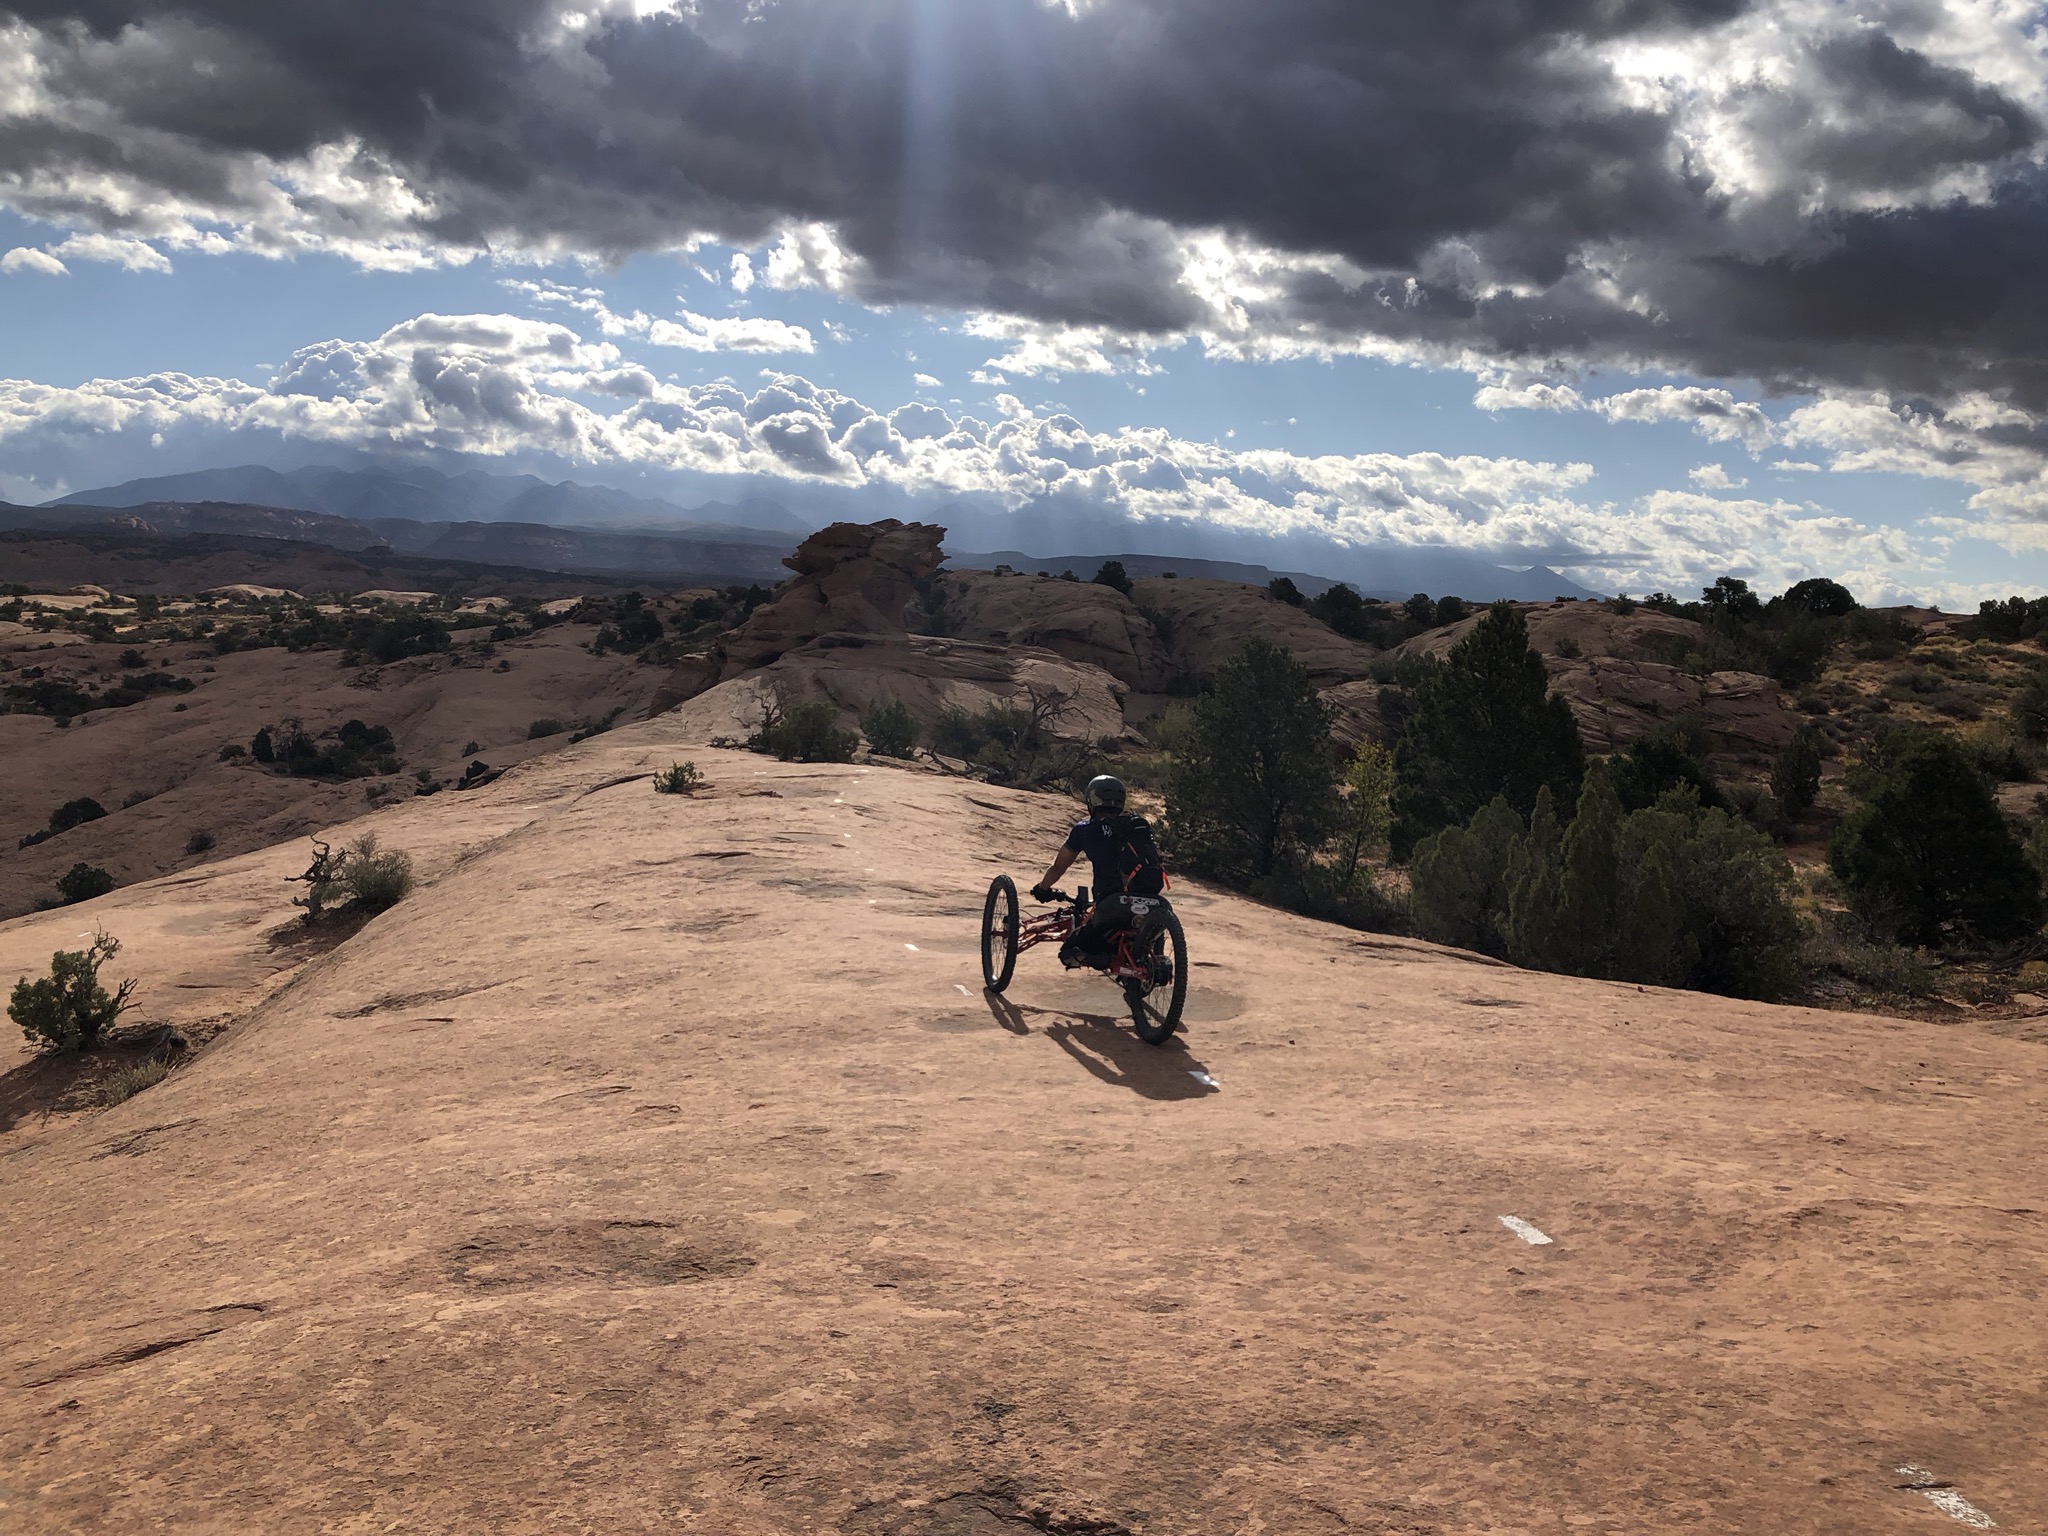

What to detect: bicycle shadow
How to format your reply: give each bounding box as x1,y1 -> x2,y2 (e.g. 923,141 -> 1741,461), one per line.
981,989 -> 1219,1102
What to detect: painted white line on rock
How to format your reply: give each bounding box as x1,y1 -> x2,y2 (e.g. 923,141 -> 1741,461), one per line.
1498,1215 -> 1553,1245
1897,1468 -> 1996,1528
955,984 -> 972,996
904,943 -> 919,952
1189,1070 -> 1219,1088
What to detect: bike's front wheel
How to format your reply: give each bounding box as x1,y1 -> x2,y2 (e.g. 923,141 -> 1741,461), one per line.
982,875 -> 1020,992
1126,907 -> 1188,1044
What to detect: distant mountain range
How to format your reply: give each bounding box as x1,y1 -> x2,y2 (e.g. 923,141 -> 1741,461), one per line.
52,463 -> 808,540
0,500 -> 796,585
949,548 -> 1599,603
36,461 -> 1603,600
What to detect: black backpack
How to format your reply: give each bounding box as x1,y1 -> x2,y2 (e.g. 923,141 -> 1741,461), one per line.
1114,813 -> 1167,897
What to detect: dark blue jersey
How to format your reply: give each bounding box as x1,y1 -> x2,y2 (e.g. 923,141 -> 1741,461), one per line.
1064,812 -> 1162,899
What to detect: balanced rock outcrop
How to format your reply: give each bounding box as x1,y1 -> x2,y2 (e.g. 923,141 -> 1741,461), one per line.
710,520 -> 946,681
657,520 -> 1132,744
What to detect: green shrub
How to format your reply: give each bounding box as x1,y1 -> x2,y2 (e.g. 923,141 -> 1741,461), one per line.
654,761 -> 704,794
1771,725 -> 1825,817
1777,578 -> 1859,620
1966,723 -> 2037,782
1618,793 -> 1803,998
1408,772 -> 1804,999
1333,740 -> 1395,890
1092,560 -> 1134,597
50,797 -> 108,834
1409,797 -> 1525,957
9,932 -> 136,1052
57,863 -> 114,905
1975,594 -> 2048,643
569,707 -> 625,743
347,612 -> 451,665
185,829 -> 215,855
528,718 -> 564,739
260,718 -> 400,779
926,690 -> 1086,787
860,699 -> 919,758
757,700 -> 859,763
1611,720 -> 1724,813
1829,728 -> 2043,946
20,795 -> 108,849
2013,667 -> 2048,741
100,1057 -> 171,1105
1806,911 -> 1938,1000
340,834 -> 413,912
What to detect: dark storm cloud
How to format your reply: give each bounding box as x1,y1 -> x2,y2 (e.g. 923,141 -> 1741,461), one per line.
3,0 -> 2045,405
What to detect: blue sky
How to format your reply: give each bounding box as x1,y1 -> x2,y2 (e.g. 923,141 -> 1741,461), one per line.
2,1 -> 2046,607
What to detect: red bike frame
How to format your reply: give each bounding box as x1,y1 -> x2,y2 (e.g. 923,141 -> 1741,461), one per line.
1016,894 -> 1152,983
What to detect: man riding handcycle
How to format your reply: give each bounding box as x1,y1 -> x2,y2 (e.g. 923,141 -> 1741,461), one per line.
978,774 -> 1189,1042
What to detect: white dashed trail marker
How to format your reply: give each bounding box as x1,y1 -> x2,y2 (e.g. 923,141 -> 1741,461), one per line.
1896,1467 -> 1995,1528
1498,1215 -> 1553,1245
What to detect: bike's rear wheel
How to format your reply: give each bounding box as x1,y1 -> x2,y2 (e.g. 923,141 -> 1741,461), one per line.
1126,907 -> 1188,1044
981,875 -> 1020,992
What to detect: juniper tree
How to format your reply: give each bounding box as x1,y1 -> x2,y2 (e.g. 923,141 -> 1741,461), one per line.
1771,726 -> 1825,818
1829,728 -> 2043,945
1166,637 -> 1338,882
1390,601 -> 1583,856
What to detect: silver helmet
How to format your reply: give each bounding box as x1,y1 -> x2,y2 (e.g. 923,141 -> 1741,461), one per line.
1084,774 -> 1127,814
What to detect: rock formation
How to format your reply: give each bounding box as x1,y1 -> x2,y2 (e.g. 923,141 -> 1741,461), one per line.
923,569 -> 1175,692
663,521 -> 948,701
1129,576 -> 1381,688
1398,599 -> 1801,763
657,520 -> 1132,744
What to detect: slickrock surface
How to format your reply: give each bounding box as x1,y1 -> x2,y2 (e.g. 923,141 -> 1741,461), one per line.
2,728 -> 2044,1534
1131,576 -> 1381,686
660,523 -> 1136,744
0,623 -> 665,920
935,571 -> 1175,692
670,635 -> 1134,749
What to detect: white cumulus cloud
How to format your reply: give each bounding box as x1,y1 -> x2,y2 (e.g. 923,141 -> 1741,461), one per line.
1477,377 -> 1778,452
0,246 -> 67,276
0,308 -> 1989,605
47,233 -> 172,273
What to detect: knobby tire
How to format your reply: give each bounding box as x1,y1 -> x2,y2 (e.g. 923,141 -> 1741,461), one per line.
982,875 -> 1020,993
1127,906 -> 1188,1044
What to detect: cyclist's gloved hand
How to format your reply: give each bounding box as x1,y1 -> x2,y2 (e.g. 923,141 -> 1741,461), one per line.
1030,883 -> 1060,904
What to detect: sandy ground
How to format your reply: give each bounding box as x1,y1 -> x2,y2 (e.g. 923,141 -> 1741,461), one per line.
1,728 -> 2044,1534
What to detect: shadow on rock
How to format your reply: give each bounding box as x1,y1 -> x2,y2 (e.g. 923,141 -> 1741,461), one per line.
982,989 -> 1218,1102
